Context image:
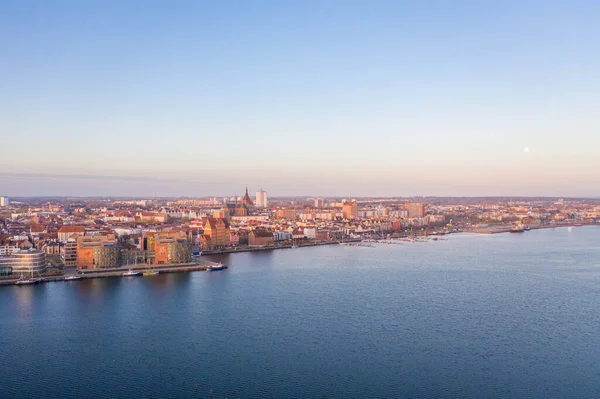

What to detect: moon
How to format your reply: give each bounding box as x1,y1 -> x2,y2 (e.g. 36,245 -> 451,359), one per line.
523,146 -> 530,153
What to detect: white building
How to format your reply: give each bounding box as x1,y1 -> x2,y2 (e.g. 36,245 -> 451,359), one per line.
303,228 -> 317,239
0,196 -> 9,207
0,242 -> 20,256
255,189 -> 268,208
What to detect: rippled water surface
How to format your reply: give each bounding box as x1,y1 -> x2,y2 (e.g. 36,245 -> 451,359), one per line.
1,227 -> 600,398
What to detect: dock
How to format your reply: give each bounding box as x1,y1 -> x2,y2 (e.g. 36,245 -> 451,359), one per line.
0,259 -> 226,286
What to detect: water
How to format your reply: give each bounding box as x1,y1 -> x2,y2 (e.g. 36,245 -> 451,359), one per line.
1,227 -> 600,398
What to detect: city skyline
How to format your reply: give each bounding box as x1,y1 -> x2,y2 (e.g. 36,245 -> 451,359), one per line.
2,1 -> 599,196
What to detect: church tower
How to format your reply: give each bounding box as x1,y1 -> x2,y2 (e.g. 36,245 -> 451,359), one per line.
242,186 -> 254,207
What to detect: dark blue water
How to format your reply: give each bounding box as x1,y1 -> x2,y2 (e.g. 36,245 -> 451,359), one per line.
1,227 -> 600,398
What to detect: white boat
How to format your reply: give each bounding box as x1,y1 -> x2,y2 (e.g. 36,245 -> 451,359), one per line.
123,270 -> 142,277
64,275 -> 81,281
15,272 -> 43,285
206,263 -> 225,271
15,278 -> 40,285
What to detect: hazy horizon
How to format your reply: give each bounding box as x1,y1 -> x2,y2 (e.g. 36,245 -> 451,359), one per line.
1,171 -> 599,199
2,1 -> 599,197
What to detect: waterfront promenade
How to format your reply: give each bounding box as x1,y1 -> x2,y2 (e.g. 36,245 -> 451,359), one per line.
201,238 -> 361,255
0,258 -> 224,286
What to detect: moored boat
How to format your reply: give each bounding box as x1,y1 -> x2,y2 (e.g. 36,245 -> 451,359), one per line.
15,278 -> 41,285
15,272 -> 43,285
64,274 -> 81,281
206,263 -> 225,271
123,270 -> 142,277
143,270 -> 159,276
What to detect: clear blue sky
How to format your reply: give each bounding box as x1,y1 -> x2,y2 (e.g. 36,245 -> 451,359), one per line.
1,0 -> 599,197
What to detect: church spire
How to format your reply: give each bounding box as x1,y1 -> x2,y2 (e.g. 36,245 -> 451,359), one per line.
242,185 -> 254,206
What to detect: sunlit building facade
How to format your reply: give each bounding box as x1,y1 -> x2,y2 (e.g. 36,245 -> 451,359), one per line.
0,250 -> 46,275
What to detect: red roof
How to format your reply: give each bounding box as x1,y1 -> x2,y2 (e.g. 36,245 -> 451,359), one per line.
58,226 -> 84,233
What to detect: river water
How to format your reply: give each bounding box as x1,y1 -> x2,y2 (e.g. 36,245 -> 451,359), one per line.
1,227 -> 599,398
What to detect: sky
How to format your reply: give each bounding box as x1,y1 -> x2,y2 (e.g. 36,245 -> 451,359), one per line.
1,0 -> 599,197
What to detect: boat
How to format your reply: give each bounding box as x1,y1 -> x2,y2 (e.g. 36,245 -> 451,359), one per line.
143,270 -> 160,276
15,271 -> 43,285
15,278 -> 41,285
510,225 -> 525,233
206,263 -> 225,271
64,274 -> 81,281
122,270 -> 142,277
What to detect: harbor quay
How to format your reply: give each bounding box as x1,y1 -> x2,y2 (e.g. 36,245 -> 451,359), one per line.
0,240 -> 363,286
201,238 -> 361,255
0,259 -> 225,286
0,239 -> 367,286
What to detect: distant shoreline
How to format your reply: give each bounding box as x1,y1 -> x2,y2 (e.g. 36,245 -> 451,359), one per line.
463,223 -> 597,235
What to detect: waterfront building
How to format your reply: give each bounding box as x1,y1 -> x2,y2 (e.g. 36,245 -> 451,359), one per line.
303,227 -> 317,239
342,201 -> 358,219
167,240 -> 191,264
143,231 -> 187,251
154,236 -> 191,264
93,245 -> 120,268
154,237 -> 191,264
121,249 -> 154,266
203,218 -> 231,248
256,189 -> 268,208
0,249 -> 46,275
76,234 -> 116,269
60,240 -> 78,267
0,196 -> 9,207
273,230 -> 292,241
230,232 -> 240,247
248,229 -> 274,246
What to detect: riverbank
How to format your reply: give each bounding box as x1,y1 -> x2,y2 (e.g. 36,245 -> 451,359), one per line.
0,259 -> 225,286
201,238 -> 361,255
1,240 -> 365,286
464,222 -> 597,234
